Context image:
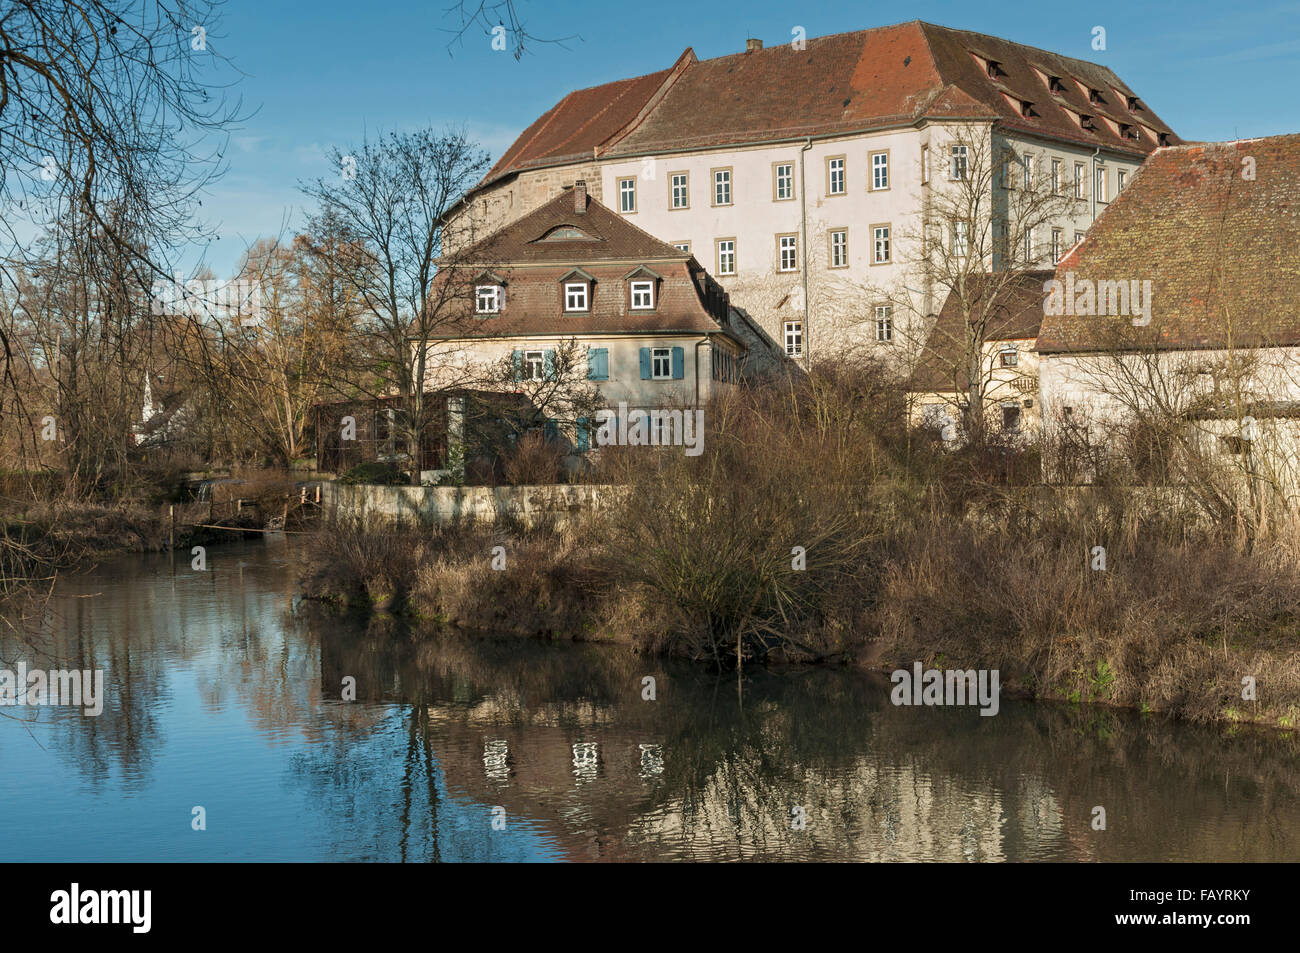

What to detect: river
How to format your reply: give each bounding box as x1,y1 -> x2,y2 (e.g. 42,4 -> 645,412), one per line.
1,538 -> 1297,862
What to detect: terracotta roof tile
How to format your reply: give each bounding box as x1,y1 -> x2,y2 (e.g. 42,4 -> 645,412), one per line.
1037,133 -> 1300,353
438,190 -> 738,340
481,21 -> 1176,190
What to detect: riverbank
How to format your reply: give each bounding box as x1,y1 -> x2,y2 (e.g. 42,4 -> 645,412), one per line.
299,504 -> 1300,733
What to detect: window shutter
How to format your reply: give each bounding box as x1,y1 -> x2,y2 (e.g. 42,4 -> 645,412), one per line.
510,349 -> 522,382
588,347 -> 608,381
576,417 -> 589,452
544,349 -> 557,380
671,346 -> 685,380
639,347 -> 651,380
544,418 -> 558,442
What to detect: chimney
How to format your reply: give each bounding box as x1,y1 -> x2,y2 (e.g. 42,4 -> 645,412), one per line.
573,180 -> 587,214
746,37 -> 762,53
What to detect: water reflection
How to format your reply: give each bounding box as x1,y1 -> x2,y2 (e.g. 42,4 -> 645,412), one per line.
1,539 -> 1298,862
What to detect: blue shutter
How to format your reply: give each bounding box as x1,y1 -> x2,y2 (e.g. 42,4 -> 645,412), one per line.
510,349 -> 522,382
639,347 -> 651,380
587,347 -> 609,381
544,349 -> 557,380
576,417 -> 589,452
671,346 -> 685,380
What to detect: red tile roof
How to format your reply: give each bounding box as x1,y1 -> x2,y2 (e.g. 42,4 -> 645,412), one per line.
437,189 -> 740,340
479,21 -> 1177,191
1037,134 -> 1300,354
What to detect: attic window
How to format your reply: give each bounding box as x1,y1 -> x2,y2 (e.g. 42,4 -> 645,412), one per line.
1048,75 -> 1065,94
1158,132 -> 1171,147
540,225 -> 595,242
971,52 -> 1005,79
1127,95 -> 1142,112
1080,113 -> 1095,131
1119,123 -> 1140,141
1088,88 -> 1105,104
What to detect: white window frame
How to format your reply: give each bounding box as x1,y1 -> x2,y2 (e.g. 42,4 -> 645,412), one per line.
784,320 -> 803,357
564,282 -> 589,312
1051,158 -> 1063,194
1095,165 -> 1108,202
712,168 -> 732,206
651,346 -> 672,380
778,234 -> 798,272
999,347 -> 1018,368
1074,162 -> 1085,199
717,238 -> 736,276
952,220 -> 969,257
1022,154 -> 1033,189
871,151 -> 889,190
829,229 -> 848,268
670,172 -> 689,209
950,145 -> 968,180
630,280 -> 655,310
774,162 -> 794,201
618,177 -> 636,213
872,225 -> 891,264
524,350 -> 545,381
1051,228 -> 1063,263
1117,169 -> 1127,192
827,155 -> 846,195
475,284 -> 501,314
874,304 -> 893,343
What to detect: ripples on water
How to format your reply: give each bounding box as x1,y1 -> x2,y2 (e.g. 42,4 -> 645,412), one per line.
1,538 -> 1297,862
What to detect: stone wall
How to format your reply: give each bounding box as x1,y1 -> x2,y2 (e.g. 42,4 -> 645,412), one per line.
321,481 -> 619,528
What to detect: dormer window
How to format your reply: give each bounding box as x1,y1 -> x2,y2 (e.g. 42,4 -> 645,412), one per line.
538,225 -> 597,242
1080,113 -> 1095,131
630,281 -> 654,310
558,267 -> 596,312
1127,95 -> 1142,112
564,282 -> 588,312
1158,132 -> 1171,147
1088,88 -> 1105,104
1048,75 -> 1065,94
1119,123 -> 1139,141
971,51 -> 1004,79
476,285 -> 501,314
623,265 -> 661,311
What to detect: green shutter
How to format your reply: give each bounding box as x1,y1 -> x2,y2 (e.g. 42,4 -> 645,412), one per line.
544,349 -> 557,380
510,349 -> 522,382
671,346 -> 685,380
639,347 -> 651,380
576,417 -> 589,452
588,347 -> 609,380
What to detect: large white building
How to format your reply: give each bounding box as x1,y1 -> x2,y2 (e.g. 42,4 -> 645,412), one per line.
446,21 -> 1178,371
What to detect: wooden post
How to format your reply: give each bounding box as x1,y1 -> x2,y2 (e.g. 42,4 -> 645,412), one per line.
315,485 -> 321,504
169,504 -> 175,550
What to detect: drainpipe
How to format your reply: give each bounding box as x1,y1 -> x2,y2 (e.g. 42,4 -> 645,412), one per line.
799,136 -> 812,370
1090,146 -> 1101,224
694,335 -> 708,406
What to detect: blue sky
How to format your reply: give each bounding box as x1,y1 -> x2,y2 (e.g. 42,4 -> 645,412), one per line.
193,0 -> 1300,273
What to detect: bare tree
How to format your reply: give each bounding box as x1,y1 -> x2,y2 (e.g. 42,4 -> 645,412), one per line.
301,129 -> 494,484
879,123 -> 1075,444
442,1 -> 579,59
